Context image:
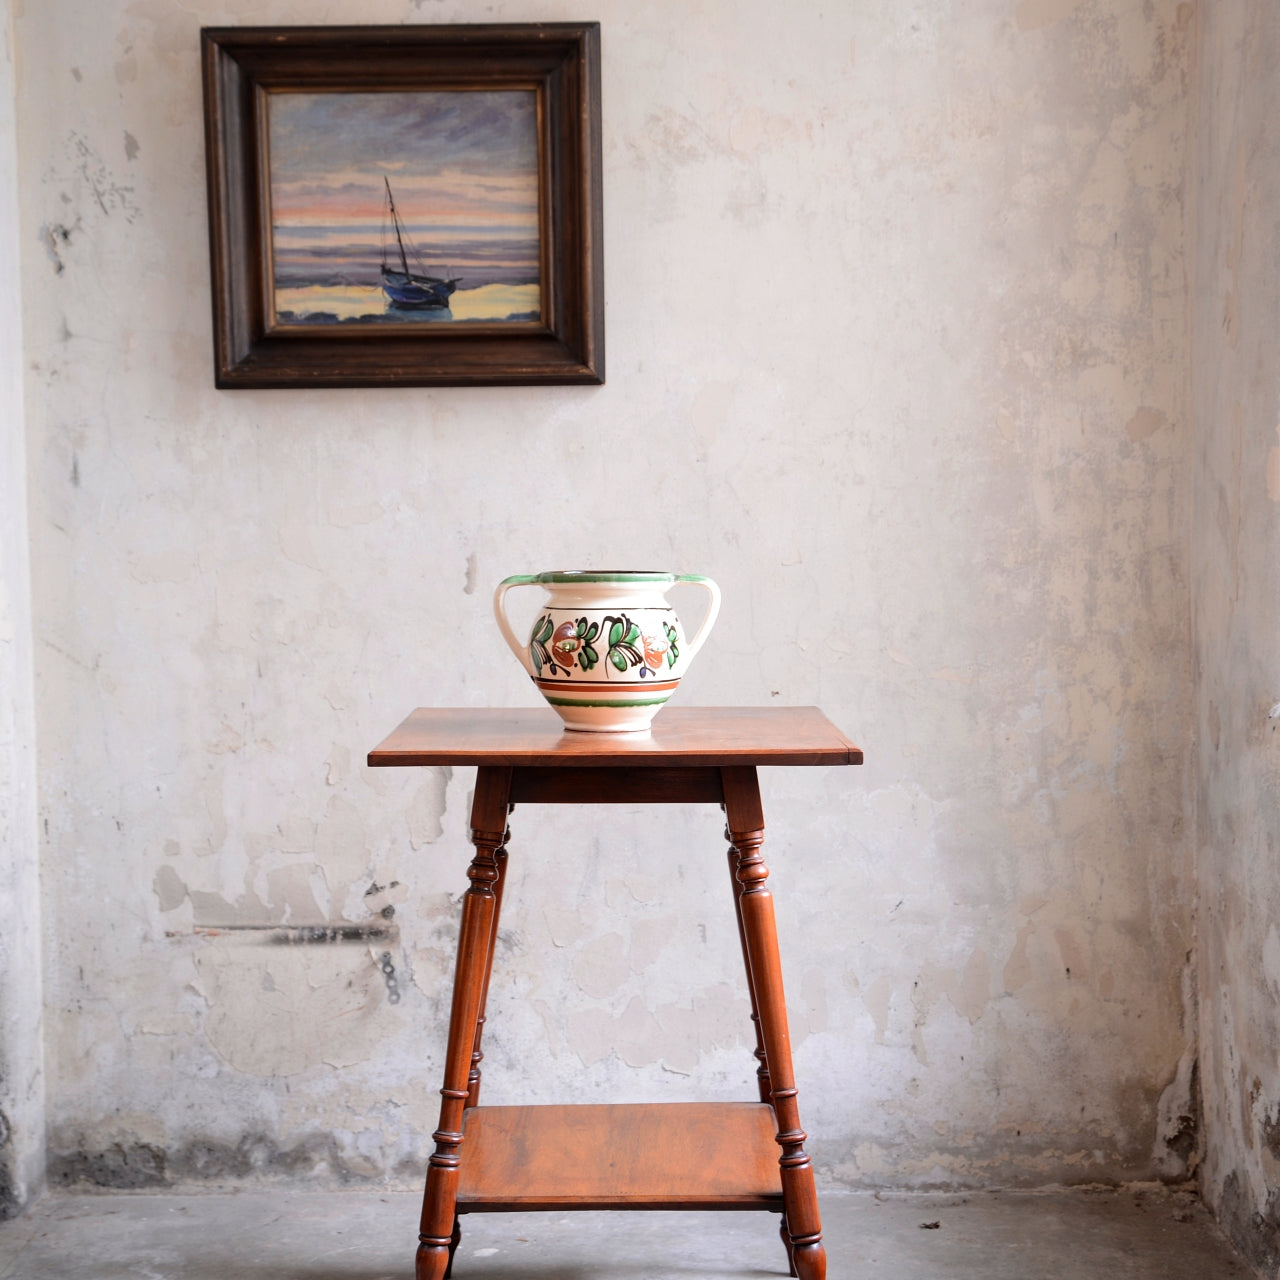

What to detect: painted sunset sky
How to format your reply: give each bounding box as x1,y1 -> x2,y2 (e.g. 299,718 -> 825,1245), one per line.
267,90 -> 541,322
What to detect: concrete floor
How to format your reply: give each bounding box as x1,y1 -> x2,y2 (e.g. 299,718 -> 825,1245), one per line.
0,1185 -> 1253,1280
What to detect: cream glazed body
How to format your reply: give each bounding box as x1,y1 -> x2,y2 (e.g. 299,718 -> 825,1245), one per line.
494,571 -> 721,731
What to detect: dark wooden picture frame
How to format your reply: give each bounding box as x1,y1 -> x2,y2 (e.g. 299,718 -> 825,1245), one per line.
201,24 -> 604,388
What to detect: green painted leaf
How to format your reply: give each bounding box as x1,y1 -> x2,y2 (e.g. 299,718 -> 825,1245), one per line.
609,620 -> 623,648
610,650 -> 627,672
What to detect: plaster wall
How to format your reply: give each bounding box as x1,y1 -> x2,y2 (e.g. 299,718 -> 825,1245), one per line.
14,0 -> 1197,1190
0,0 -> 45,1218
1192,1 -> 1280,1272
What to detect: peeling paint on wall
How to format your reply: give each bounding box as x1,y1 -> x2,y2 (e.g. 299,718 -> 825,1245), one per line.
1015,0 -> 1085,33
1266,427 -> 1280,502
1127,406 -> 1168,443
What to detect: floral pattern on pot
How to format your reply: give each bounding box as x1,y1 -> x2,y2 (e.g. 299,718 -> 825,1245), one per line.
531,615 -> 602,676
530,613 -> 680,680
641,628 -> 669,672
663,621 -> 680,667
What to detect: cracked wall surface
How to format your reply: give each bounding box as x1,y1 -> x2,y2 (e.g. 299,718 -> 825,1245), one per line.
1193,1 -> 1280,1272
11,0 -> 1199,1192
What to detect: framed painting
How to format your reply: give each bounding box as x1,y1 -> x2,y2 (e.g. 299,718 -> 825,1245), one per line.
201,24 -> 603,387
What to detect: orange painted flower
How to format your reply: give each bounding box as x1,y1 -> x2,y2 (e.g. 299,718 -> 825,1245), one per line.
641,630 -> 669,671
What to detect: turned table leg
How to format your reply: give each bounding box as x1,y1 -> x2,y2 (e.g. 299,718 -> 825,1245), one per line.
726,818 -> 772,1105
722,765 -> 827,1280
417,766 -> 512,1280
467,812 -> 512,1109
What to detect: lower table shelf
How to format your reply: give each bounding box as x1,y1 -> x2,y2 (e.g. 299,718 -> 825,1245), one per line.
456,1102 -> 785,1212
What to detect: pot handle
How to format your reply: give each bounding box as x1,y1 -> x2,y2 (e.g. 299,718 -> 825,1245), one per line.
676,574 -> 722,661
494,575 -> 540,678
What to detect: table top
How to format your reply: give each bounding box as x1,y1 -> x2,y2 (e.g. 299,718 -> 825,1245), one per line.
368,706 -> 863,769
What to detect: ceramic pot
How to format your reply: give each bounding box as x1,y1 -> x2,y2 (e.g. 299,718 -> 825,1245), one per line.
494,571 -> 722,732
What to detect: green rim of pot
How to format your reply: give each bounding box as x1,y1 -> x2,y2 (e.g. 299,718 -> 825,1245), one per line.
532,570 -> 678,584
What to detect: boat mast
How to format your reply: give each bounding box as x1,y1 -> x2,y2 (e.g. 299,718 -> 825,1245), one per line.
384,177 -> 412,277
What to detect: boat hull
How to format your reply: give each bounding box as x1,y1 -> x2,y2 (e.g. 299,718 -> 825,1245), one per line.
381,267 -> 456,311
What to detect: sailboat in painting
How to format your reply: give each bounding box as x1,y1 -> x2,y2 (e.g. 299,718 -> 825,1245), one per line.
380,177 -> 458,310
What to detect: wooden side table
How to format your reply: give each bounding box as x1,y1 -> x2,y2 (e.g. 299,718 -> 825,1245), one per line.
368,706 -> 862,1280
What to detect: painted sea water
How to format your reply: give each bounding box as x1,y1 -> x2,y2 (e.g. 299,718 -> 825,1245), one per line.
267,90 -> 541,325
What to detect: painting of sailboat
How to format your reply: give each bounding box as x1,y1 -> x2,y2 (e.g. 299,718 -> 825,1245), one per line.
266,90 -> 541,325
380,178 -> 457,311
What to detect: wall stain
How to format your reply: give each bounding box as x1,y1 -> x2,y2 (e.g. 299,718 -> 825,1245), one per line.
50,1132 -> 399,1190
1015,0 -> 1084,33
0,1108 -> 14,1220
190,923 -> 397,946
1217,1170 -> 1280,1278
66,131 -> 139,223
39,222 -> 77,275
52,1141 -> 166,1190
1261,1106 -> 1280,1162
1161,1058 -> 1201,1172
1266,426 -> 1280,501
1126,406 -> 1167,443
